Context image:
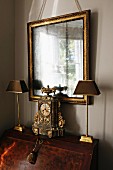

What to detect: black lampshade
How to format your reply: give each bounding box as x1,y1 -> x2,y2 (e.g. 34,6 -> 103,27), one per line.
6,80 -> 28,93
74,80 -> 100,96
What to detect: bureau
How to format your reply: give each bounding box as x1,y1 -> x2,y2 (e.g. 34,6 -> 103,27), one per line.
0,128 -> 98,170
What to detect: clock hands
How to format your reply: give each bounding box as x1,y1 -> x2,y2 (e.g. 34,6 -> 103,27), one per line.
40,103 -> 50,117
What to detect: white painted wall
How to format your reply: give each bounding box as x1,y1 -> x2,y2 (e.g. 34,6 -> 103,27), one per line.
0,0 -> 112,169
0,0 -> 15,136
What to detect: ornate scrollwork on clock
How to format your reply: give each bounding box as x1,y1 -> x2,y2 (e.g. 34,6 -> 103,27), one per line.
32,86 -> 65,138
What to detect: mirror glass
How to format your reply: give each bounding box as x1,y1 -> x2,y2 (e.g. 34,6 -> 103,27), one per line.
28,10 -> 90,103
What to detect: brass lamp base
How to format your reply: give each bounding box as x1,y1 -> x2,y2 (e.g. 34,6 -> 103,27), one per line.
14,124 -> 23,132
80,135 -> 93,143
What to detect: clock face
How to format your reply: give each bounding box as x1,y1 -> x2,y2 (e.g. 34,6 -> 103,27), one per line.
40,103 -> 50,117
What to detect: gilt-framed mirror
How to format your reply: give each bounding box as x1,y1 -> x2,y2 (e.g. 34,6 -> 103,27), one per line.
27,10 -> 90,104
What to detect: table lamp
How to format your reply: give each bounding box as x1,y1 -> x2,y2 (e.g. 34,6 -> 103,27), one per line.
6,80 -> 28,132
73,80 -> 100,143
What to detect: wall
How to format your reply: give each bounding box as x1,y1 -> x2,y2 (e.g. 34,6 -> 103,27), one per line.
8,0 -> 113,169
0,0 -> 15,136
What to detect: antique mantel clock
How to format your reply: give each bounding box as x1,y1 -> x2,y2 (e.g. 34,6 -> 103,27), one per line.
32,86 -> 65,138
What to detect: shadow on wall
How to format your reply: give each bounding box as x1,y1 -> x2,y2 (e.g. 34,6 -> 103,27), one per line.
61,103 -> 80,135
90,11 -> 113,170
90,11 -> 98,80
98,85 -> 113,170
99,139 -> 113,170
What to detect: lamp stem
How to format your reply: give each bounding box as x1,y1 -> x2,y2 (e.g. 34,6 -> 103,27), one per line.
14,93 -> 23,132
86,95 -> 88,137
16,93 -> 20,126
80,95 -> 93,143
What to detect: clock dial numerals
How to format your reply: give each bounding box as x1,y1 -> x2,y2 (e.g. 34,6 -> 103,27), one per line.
40,103 -> 50,117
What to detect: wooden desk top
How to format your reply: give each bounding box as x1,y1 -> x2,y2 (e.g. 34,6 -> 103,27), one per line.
0,128 -> 99,170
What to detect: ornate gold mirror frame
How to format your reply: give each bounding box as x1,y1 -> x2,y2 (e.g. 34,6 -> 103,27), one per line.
27,10 -> 90,104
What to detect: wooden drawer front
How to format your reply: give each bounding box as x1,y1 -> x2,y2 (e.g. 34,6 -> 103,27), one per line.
35,144 -> 92,170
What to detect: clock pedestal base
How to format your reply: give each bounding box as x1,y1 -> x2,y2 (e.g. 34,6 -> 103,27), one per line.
51,128 -> 65,138
38,128 -> 65,138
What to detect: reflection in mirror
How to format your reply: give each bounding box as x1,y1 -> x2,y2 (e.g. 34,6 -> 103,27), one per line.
28,10 -> 90,103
